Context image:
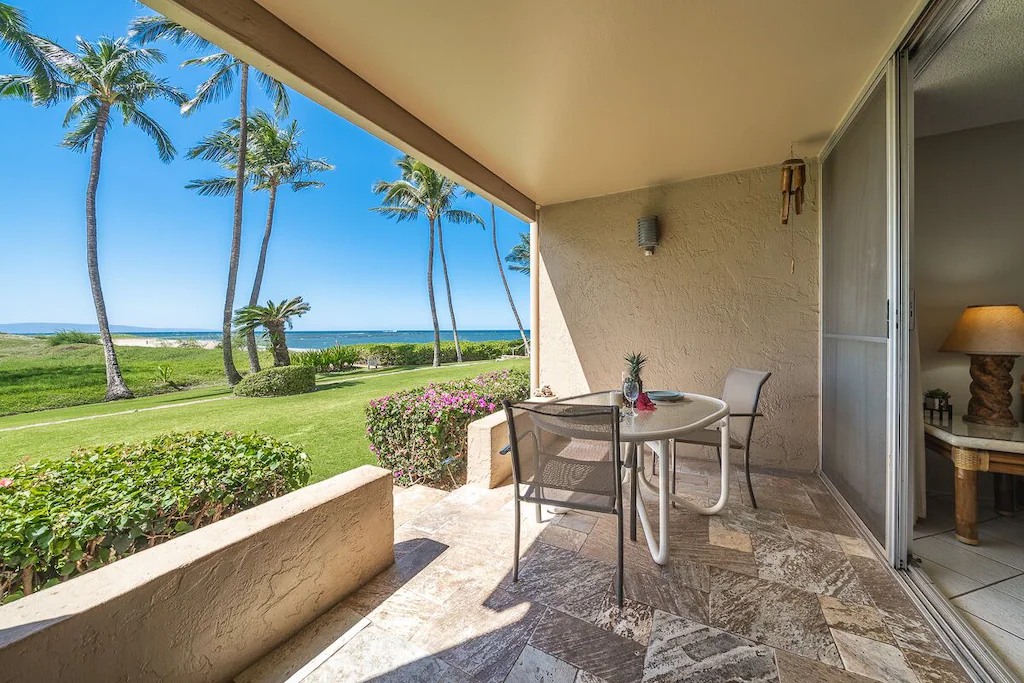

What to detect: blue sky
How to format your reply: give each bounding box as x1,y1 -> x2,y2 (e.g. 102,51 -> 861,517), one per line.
0,0 -> 529,331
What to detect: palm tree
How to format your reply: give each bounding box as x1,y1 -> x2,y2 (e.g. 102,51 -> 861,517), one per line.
2,36 -> 186,401
186,111 -> 333,373
130,15 -> 289,385
0,3 -> 60,100
506,232 -> 530,276
371,157 -> 483,366
490,205 -> 529,356
233,297 -> 310,367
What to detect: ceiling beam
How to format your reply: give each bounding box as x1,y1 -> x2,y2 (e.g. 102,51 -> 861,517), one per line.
142,0 -> 538,222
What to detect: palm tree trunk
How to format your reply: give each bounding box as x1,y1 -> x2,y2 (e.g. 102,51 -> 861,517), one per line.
267,321 -> 289,366
86,103 -> 132,401
221,63 -> 249,386
427,218 -> 441,367
491,205 -> 529,356
245,182 -> 277,373
435,217 -> 462,363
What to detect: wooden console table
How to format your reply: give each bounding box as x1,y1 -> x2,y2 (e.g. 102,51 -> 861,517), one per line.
924,414 -> 1024,545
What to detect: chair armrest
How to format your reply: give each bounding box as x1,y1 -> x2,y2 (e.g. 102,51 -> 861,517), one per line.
729,412 -> 763,418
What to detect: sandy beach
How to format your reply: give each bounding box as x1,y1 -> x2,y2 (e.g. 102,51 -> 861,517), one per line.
113,336 -> 220,350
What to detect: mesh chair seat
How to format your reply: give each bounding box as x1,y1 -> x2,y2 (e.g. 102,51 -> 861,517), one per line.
519,440 -> 619,512
503,398 -> 629,605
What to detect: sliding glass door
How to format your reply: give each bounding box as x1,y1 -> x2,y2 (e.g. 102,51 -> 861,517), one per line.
821,64 -> 903,552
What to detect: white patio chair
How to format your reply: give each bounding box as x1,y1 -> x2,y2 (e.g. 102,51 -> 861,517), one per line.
670,368 -> 771,508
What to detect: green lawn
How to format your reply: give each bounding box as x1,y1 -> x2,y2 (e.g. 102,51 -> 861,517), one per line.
0,333 -> 270,415
0,359 -> 527,483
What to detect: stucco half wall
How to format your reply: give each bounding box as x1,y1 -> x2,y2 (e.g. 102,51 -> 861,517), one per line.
0,465 -> 394,683
538,163 -> 820,471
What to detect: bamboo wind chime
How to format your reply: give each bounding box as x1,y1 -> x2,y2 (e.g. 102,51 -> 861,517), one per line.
779,157 -> 806,225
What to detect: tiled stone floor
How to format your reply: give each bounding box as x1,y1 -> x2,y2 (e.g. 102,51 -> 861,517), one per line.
914,493 -> 1024,678
239,459 -> 970,683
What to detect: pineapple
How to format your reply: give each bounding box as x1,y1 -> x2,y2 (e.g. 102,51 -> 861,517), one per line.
624,351 -> 648,393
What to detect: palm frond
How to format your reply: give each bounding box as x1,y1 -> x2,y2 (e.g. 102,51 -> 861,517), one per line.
255,68 -> 290,118
127,15 -> 214,52
506,232 -> 531,275
0,5 -> 62,95
185,176 -> 238,197
443,208 -> 485,229
60,109 -> 100,153
122,103 -> 176,162
182,60 -> 235,115
186,123 -> 240,163
369,206 -> 421,221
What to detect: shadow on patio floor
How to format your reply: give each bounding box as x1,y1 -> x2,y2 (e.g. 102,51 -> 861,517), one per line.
236,458 -> 969,683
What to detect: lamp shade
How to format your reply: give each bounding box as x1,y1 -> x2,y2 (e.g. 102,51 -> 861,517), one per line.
939,305 -> 1024,355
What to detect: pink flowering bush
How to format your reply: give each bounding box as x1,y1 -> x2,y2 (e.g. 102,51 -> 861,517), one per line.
365,368 -> 529,487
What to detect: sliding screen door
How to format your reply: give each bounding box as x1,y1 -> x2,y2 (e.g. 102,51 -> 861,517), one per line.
821,74 -> 893,543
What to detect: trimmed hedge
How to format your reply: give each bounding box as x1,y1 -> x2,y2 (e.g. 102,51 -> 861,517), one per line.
234,365 -> 316,397
293,340 -> 525,371
291,345 -> 360,372
365,367 -> 530,487
0,430 -> 311,602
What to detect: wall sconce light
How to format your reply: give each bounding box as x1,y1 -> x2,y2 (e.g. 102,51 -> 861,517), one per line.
637,216 -> 659,256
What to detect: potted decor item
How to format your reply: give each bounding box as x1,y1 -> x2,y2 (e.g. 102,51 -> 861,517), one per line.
924,388 -> 951,411
624,351 -> 649,394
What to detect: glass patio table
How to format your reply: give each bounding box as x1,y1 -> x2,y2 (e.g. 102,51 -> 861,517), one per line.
551,391 -> 731,565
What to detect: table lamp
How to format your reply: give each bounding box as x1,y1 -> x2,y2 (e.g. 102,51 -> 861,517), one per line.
939,305 -> 1024,427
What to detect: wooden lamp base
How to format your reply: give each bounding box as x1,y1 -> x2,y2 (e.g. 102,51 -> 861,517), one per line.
964,354 -> 1019,428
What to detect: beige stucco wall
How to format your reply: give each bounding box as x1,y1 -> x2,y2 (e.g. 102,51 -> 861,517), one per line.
538,163 -> 820,471
0,465 -> 394,683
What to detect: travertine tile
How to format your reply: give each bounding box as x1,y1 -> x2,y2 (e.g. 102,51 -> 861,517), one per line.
541,523 -> 588,552
503,542 -> 617,623
506,645 -> 578,683
399,544 -> 510,606
643,610 -> 779,683
557,511 -> 598,534
831,629 -> 918,683
834,534 -> 876,559
817,595 -> 894,645
415,587 -> 545,683
903,648 -> 970,683
710,516 -> 754,553
592,594 -> 654,644
785,510 -> 857,538
880,609 -> 950,659
305,623 -> 451,683
393,484 -> 449,528
847,556 -> 919,617
342,538 -> 448,615
623,564 -> 709,624
754,542 -> 871,605
788,526 -> 842,553
530,608 -> 645,683
710,567 -> 841,666
774,649 -> 876,683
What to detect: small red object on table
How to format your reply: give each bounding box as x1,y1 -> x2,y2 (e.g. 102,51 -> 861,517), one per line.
636,393 -> 657,411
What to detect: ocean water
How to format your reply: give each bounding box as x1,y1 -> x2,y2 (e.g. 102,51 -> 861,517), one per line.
127,330 -> 529,350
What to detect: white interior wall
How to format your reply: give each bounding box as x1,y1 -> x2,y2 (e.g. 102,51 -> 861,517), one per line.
915,118 -> 1024,494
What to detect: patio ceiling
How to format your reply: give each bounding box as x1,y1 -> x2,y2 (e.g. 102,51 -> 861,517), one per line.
146,0 -> 920,214
252,0 -> 919,206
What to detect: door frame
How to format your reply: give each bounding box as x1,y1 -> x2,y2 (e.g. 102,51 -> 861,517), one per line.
818,59 -> 903,562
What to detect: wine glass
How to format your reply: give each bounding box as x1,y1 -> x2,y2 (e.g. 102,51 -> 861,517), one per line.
622,377 -> 640,417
